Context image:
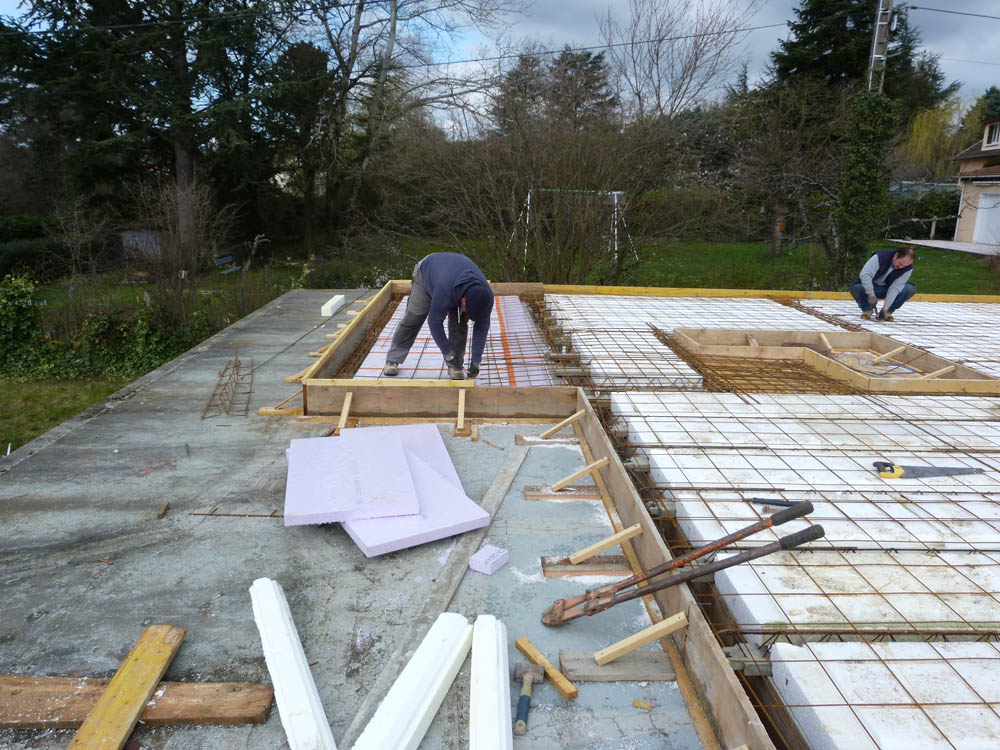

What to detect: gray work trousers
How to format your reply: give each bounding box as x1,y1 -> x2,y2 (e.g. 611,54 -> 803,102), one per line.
386,259 -> 468,366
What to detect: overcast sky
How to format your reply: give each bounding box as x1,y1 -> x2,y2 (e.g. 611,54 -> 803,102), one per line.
1,1 -> 996,102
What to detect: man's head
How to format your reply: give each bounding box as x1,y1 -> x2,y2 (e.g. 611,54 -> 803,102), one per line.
461,283 -> 494,322
892,247 -> 915,270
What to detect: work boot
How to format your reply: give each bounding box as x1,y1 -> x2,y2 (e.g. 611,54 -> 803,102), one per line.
861,309 -> 874,321
383,362 -> 399,376
448,365 -> 465,380
878,310 -> 894,322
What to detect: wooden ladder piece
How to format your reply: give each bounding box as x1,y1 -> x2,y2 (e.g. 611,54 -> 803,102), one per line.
514,637 -> 577,701
869,345 -> 907,365
551,456 -> 609,493
68,625 -> 186,750
918,364 -> 956,380
568,523 -> 643,565
593,612 -> 688,666
538,409 -> 586,440
0,676 -> 273,729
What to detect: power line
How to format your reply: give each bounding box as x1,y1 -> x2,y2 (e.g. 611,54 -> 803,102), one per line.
908,5 -> 1000,22
941,57 -> 1000,68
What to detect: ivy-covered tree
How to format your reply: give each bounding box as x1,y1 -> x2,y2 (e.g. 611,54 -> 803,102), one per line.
771,1 -> 958,123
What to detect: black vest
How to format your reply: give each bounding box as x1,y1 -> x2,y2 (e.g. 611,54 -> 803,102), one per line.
855,249 -> 913,287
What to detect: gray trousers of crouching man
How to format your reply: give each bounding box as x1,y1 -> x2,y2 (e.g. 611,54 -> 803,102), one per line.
386,259 -> 468,366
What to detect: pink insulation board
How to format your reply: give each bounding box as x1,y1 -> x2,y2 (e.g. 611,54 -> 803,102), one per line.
468,545 -> 509,575
283,431 -> 419,526
342,450 -> 489,557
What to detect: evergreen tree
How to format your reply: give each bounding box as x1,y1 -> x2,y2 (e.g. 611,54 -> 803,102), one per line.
771,1 -> 958,122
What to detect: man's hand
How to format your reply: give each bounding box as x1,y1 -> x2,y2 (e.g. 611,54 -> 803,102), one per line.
867,292 -> 877,306
467,362 -> 480,379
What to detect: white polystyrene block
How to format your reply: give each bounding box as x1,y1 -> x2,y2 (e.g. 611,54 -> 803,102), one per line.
249,578 -> 336,750
469,615 -> 513,750
354,612 -> 473,750
469,545 -> 509,575
320,294 -> 345,317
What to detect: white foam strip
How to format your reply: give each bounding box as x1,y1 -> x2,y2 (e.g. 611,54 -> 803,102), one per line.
354,612 -> 473,750
321,294 -> 346,317
470,615 -> 513,750
249,577 -> 337,750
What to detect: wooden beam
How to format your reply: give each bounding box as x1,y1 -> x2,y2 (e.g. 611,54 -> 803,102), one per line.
568,523 -> 642,565
818,333 -> 832,351
514,638 -> 578,701
551,457 -> 609,493
336,391 -> 353,435
457,389 -> 466,432
869,345 -> 907,364
594,612 -> 688,666
308,378 -> 474,389
919,364 -> 957,380
0,676 -> 272,729
538,409 -> 586,439
558,652 -> 675,683
68,625 -> 186,750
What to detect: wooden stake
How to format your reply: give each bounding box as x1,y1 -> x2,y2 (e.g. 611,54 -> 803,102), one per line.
818,333 -> 833,351
551,456 -> 609,493
870,345 -> 907,364
457,389 -> 466,432
335,391 -> 353,435
539,409 -> 586,440
746,334 -> 759,347
156,502 -> 169,520
568,523 -> 642,565
68,625 -> 186,749
514,638 -> 577,700
918,364 -> 957,380
594,612 -> 687,666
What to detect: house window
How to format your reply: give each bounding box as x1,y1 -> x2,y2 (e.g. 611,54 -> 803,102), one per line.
988,123 -> 1000,146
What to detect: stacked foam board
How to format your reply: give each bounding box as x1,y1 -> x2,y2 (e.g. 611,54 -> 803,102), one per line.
354,295 -> 555,385
284,424 -> 489,557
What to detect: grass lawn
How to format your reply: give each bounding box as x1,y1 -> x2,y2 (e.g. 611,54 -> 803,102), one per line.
0,379 -> 127,453
630,241 -> 1000,295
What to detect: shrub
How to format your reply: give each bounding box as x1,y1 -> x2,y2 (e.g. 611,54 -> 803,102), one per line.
0,237 -> 68,280
0,275 -> 42,371
0,214 -> 49,243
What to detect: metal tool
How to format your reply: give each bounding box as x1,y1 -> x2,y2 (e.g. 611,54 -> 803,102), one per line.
513,663 -> 545,736
542,502 -> 822,627
750,497 -> 795,508
873,460 -> 986,479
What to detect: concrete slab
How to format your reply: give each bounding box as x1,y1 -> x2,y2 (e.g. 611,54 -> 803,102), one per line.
0,290 -> 697,749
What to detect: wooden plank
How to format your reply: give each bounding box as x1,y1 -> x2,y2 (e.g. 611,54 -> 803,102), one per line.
919,364 -> 957,380
869,345 -> 907,364
538,409 -> 586,439
336,391 -> 353,434
818,333 -> 833,351
457,389 -> 466,432
594,612 -> 688,666
746,334 -> 759,347
568,523 -> 642,564
303,384 -> 578,420
68,625 -> 186,750
541,555 -> 630,578
573,391 -> 766,750
0,676 -> 273,729
307,378 -> 475,389
558,652 -> 675,683
514,638 -> 577,701
551,456 -> 610,492
523,485 -> 601,501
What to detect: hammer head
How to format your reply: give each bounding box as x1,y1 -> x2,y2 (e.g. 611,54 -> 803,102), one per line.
514,663 -> 545,683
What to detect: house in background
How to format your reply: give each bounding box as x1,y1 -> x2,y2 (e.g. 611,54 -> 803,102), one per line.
954,114 -> 1000,245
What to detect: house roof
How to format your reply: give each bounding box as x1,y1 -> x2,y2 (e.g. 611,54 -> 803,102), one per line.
954,139 -> 994,161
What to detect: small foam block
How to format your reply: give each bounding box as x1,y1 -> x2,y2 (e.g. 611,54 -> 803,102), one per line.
342,451 -> 489,557
320,294 -> 345,317
469,545 -> 509,575
284,432 -> 419,526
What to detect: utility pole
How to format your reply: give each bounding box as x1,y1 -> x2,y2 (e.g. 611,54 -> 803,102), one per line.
867,0 -> 895,93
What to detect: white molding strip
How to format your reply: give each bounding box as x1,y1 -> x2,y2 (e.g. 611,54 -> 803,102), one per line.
470,615 -> 513,750
354,612 -> 473,750
249,578 -> 337,750
321,294 -> 346,317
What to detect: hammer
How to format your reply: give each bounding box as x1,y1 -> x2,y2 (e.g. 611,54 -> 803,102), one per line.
513,662 -> 545,736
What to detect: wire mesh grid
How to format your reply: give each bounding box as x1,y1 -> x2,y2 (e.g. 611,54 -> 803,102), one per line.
352,295 -> 556,385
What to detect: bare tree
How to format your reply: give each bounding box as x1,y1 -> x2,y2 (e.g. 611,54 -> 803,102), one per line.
47,195 -> 112,277
600,0 -> 758,121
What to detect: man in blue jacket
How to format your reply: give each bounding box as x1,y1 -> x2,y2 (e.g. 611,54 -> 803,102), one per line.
382,253 -> 495,380
849,246 -> 916,322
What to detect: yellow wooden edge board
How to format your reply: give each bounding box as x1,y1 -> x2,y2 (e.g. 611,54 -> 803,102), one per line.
303,378 -> 475,389
542,284 -> 1000,303
68,625 -> 186,750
